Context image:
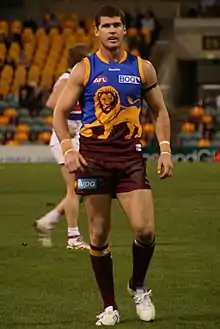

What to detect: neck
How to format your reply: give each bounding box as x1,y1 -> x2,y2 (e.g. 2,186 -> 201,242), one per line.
99,45 -> 125,63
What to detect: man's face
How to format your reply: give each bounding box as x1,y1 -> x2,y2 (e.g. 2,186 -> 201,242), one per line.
95,16 -> 125,50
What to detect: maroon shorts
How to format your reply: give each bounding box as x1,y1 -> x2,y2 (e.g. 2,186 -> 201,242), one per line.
75,156 -> 151,195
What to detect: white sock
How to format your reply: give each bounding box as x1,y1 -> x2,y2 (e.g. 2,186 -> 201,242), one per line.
68,227 -> 80,238
43,209 -> 61,228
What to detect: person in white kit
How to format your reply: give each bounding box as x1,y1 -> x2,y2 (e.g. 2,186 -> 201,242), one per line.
35,45 -> 90,250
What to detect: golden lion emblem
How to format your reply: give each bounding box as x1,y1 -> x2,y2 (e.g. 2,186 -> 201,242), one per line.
81,85 -> 142,139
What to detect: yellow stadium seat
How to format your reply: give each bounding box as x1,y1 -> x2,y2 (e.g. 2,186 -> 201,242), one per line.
1,65 -> 13,81
62,28 -> 73,45
202,115 -> 213,124
33,52 -> 47,69
64,19 -> 76,30
24,43 -> 35,61
6,140 -> 19,146
14,132 -> 28,142
181,122 -> 195,133
190,106 -> 204,119
0,43 -> 7,63
49,27 -> 60,41
10,41 -> 20,52
28,65 -> 40,84
143,123 -> 154,135
14,65 -> 27,86
0,43 -> 6,55
35,27 -> 47,43
22,27 -> 35,44
197,139 -> 211,147
16,124 -> 30,134
8,43 -> 20,65
38,132 -> 51,144
44,116 -> 53,125
4,108 -> 17,119
0,20 -> 9,36
0,82 -> 10,95
51,35 -> 63,47
11,20 -> 22,34
0,115 -> 10,125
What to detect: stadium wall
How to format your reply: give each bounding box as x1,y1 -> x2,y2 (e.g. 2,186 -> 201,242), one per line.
0,0 -> 180,21
0,146 -> 219,163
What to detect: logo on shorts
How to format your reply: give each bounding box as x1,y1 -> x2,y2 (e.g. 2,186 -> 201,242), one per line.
77,178 -> 97,189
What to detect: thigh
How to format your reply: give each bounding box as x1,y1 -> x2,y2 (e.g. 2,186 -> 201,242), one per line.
117,189 -> 155,238
75,157 -> 114,196
60,165 -> 76,194
116,157 -> 154,237
116,157 -> 150,194
84,194 -> 112,246
50,131 -> 65,165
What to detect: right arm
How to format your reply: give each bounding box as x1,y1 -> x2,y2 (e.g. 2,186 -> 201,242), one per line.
53,61 -> 85,145
52,61 -> 87,171
46,78 -> 68,109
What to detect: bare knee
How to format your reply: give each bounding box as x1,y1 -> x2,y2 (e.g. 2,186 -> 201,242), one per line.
85,195 -> 111,247
88,213 -> 110,247
90,225 -> 109,247
134,224 -> 155,245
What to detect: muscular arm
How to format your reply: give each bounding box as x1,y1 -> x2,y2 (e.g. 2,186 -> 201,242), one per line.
52,61 -> 85,143
46,79 -> 67,109
142,60 -> 171,153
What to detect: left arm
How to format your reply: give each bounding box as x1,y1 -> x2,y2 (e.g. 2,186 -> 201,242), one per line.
141,59 -> 173,178
141,59 -> 171,154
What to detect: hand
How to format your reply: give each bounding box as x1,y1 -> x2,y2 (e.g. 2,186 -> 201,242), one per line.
64,149 -> 88,173
157,152 -> 173,179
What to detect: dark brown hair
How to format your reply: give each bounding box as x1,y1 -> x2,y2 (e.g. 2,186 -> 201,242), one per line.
94,5 -> 125,28
68,44 -> 89,68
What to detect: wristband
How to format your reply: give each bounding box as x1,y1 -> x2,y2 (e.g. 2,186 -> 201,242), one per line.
61,139 -> 72,156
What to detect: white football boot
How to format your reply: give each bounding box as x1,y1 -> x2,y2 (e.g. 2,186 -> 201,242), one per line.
34,218 -> 53,247
127,285 -> 155,322
66,235 -> 90,250
95,306 -> 120,326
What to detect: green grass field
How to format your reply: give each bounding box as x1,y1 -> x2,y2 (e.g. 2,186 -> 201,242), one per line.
0,163 -> 220,329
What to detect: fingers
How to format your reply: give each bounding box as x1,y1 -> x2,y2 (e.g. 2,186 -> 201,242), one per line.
65,152 -> 88,173
79,153 -> 88,167
157,158 -> 173,179
157,161 -> 162,175
160,165 -> 169,179
160,164 -> 173,179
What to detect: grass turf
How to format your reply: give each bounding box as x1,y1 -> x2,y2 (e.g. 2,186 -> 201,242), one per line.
0,163 -> 220,329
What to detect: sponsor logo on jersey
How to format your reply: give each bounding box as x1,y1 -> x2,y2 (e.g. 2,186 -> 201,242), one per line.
118,75 -> 141,84
108,68 -> 121,71
93,76 -> 108,84
76,178 -> 97,190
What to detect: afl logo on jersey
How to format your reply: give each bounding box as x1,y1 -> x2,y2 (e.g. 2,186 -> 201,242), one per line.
118,75 -> 141,84
93,76 -> 108,84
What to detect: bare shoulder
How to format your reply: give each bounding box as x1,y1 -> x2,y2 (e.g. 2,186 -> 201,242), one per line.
141,59 -> 156,75
69,60 -> 87,85
140,59 -> 157,86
